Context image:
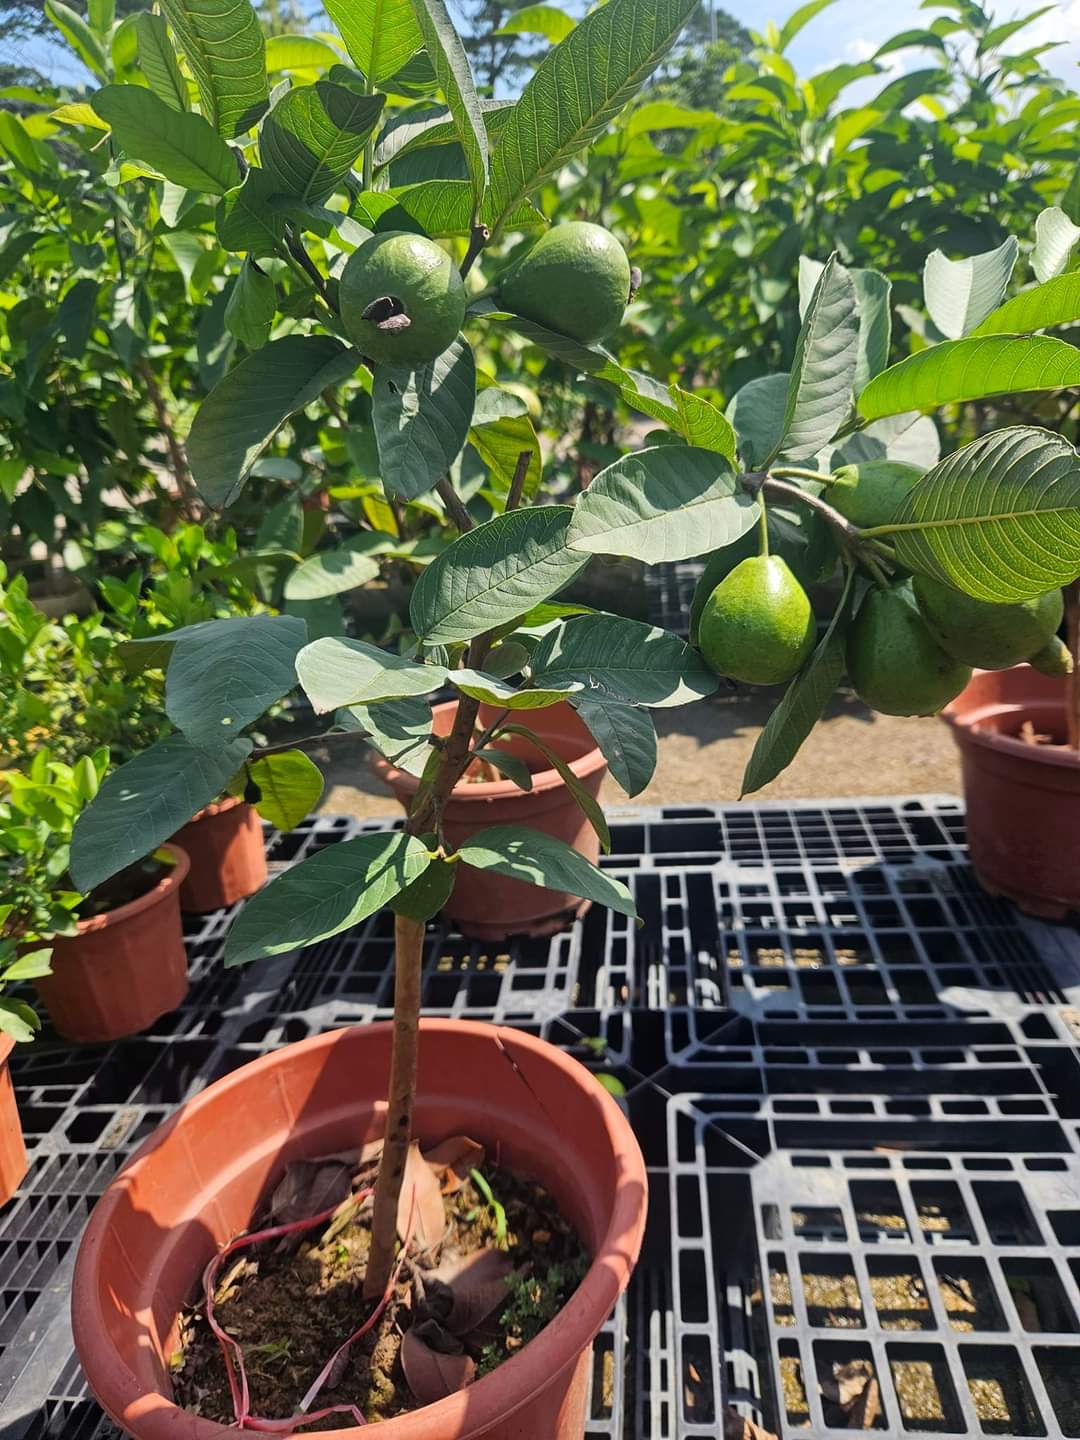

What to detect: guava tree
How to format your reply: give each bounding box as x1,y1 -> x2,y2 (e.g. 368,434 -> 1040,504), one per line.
68,0 -> 1080,1319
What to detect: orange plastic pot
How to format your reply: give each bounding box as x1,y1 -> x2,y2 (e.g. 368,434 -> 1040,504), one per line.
943,665 -> 1080,918
73,1019 -> 647,1440
173,798 -> 266,912
372,700 -> 607,939
0,1033 -> 28,1206
35,845 -> 191,1043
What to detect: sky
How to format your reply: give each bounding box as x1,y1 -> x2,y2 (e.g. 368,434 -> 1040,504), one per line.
13,0 -> 1080,92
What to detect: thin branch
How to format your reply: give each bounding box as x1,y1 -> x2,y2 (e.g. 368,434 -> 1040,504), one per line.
285,229 -> 339,316
436,476 -> 474,532
506,448 -> 531,512
137,359 -> 199,521
746,472 -> 892,586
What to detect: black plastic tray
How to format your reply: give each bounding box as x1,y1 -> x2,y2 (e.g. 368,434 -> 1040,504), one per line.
1,798 -> 1078,1440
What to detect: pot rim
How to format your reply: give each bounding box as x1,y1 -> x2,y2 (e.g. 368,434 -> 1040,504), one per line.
372,700 -> 607,801
73,1018 -> 647,1439
943,697 -> 1080,773
74,844 -> 191,938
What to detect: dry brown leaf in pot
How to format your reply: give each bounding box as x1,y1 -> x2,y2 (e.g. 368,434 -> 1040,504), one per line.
397,1141 -> 447,1249
423,1135 -> 485,1194
435,1248 -> 518,1335
270,1158 -> 353,1226
401,1320 -> 476,1405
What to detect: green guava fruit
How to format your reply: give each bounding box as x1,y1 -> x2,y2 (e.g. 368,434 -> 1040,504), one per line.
847,581 -> 971,716
828,460 -> 923,527
913,574 -> 1063,669
698,554 -> 817,686
339,231 -> 466,367
1029,635 -> 1073,677
497,221 -> 631,344
689,531 -> 759,644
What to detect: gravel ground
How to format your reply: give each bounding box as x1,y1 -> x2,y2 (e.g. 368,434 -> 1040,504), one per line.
315,684 -> 961,820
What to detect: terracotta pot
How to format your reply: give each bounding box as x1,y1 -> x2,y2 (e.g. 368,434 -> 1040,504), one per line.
943,665 -> 1080,918
35,845 -> 191,1043
73,1019 -> 647,1440
0,1033 -> 28,1206
372,700 -> 608,939
173,798 -> 266,912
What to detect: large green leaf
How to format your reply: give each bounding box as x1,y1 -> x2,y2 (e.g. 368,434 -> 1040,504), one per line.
851,268 -> 891,394
158,0 -> 268,139
345,696 -> 433,776
261,83 -> 385,204
297,637 -> 447,712
166,615 -> 307,745
779,0 -> 835,49
46,0 -> 108,78
726,373 -> 789,470
265,35 -> 344,71
324,0 -> 424,85
410,506 -> 589,644
135,12 -> 189,111
1031,207 -> 1080,285
373,338 -> 476,502
741,577 -> 852,796
224,831 -> 431,966
484,0 -> 699,228
873,427 -> 1080,603
456,825 -> 635,919
407,0 -> 487,202
858,335 -> 1080,420
670,388 -> 737,460
69,733 -> 253,893
971,274 -> 1080,337
92,86 -> 238,193
775,255 -> 859,463
187,336 -> 358,506
284,533 -> 392,600
567,446 -> 758,564
923,236 -> 1019,340
235,750 -> 324,830
224,259 -> 275,349
571,696 -> 656,798
531,614 -> 717,708
357,182 -> 544,237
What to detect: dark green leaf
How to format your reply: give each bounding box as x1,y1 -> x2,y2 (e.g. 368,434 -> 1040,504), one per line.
499,722 -> 609,852
187,336 -> 358,506
166,614 -> 307,745
158,0 -> 268,138
224,832 -> 431,965
92,85 -> 239,193
135,11 -> 189,111
224,259 -> 275,350
775,254 -> 859,463
297,637 -> 447,711
373,338 -> 476,501
284,533 -> 392,600
69,733 -> 253,893
261,83 -> 385,204
571,696 -> 656,798
217,168 -> 287,256
410,506 -> 589,644
391,854 -> 455,920
531,614 -> 717,708
726,373 -> 789,470
345,696 -> 433,777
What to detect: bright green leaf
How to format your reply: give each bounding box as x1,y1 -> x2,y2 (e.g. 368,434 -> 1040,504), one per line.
448,669 -> 581,709
670,388 -> 737,460
135,12 -> 189,111
859,335 -> 1080,420
243,750 -> 324,830
494,4 -> 576,41
265,34 -> 344,71
92,85 -> 238,194
971,273 -> 1080,338
45,0 -> 109,78
158,0 -> 268,138
323,0 -> 424,85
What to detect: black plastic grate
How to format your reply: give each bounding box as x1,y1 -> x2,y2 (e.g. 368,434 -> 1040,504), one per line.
644,561 -> 704,638
1,799 -> 1078,1440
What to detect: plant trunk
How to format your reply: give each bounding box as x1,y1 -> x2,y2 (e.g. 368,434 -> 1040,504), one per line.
1067,580 -> 1080,752
363,912 -> 425,1299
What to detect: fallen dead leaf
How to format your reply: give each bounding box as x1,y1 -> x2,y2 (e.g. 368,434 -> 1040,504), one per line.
270,1158 -> 352,1226
424,1135 -> 485,1194
401,1321 -> 476,1405
397,1141 -> 447,1249
434,1248 -> 517,1335
823,1359 -> 876,1408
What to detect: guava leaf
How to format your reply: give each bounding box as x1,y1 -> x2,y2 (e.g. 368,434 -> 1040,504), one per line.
69,733 -> 253,893
323,0 -> 423,85
284,533 -> 394,600
239,750 -> 325,830
92,86 -> 238,193
297,637 -> 448,712
530,614 -> 717,708
224,832 -> 431,966
726,373 -> 789,470
567,446 -> 757,563
374,338 -> 476,502
410,506 -> 589,644
923,236 -> 1018,339
134,12 -> 189,111
406,0 -> 488,201
158,0 -> 267,138
880,425 -> 1080,602
859,335 -> 1080,420
670,388 -> 737,460
571,696 -> 656,798
1031,207 -> 1080,285
972,273 -> 1080,337
166,614 -> 307,745
774,254 -> 859,463
456,825 -> 636,918
261,83 -> 385,204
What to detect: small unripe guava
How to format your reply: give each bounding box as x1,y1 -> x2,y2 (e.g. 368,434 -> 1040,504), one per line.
847,581 -> 971,716
913,574 -> 1063,670
829,460 -> 923,527
698,555 -> 816,686
340,231 -> 466,367
497,221 -> 632,344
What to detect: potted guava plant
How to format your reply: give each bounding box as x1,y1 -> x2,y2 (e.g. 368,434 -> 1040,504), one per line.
64,0 -> 1080,1433
0,941 -> 52,1203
